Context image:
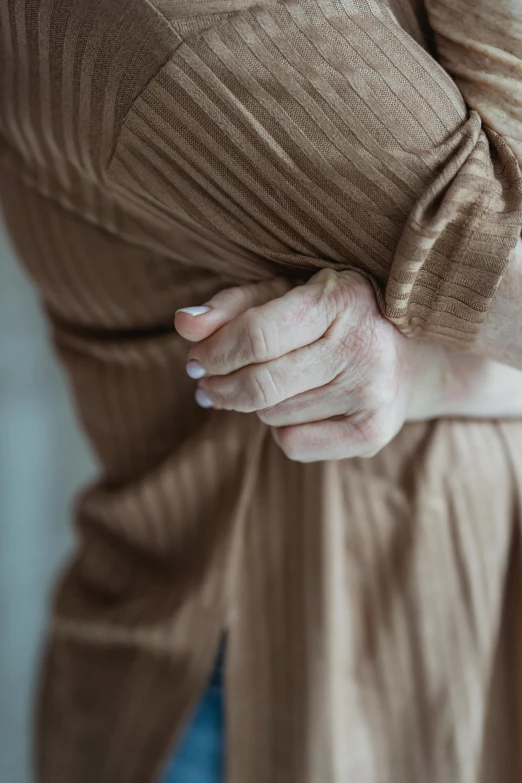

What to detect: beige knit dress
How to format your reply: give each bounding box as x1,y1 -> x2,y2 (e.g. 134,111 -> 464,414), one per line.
2,1 -> 522,782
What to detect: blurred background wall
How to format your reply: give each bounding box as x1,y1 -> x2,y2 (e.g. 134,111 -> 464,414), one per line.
0,221 -> 96,783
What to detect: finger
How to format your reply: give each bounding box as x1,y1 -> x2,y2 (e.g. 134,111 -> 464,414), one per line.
272,415 -> 384,463
174,277 -> 293,344
197,338 -> 341,412
188,279 -> 336,377
255,382 -> 357,427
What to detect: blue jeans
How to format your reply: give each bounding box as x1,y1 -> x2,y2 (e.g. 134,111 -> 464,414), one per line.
160,653 -> 225,783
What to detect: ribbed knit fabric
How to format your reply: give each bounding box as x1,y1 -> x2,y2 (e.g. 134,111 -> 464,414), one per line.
425,0 -> 522,167
1,2 -> 522,782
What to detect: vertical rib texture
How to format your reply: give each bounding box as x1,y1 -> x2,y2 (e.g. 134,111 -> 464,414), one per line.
1,2 -> 522,782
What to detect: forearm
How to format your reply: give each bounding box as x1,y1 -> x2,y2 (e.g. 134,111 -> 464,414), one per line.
437,353 -> 522,419
475,238 -> 522,370
409,340 -> 522,421
418,0 -> 522,368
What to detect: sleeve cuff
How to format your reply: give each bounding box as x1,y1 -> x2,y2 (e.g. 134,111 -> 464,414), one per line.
381,121 -> 522,348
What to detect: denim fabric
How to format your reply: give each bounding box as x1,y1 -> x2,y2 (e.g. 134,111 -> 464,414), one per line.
160,653 -> 225,783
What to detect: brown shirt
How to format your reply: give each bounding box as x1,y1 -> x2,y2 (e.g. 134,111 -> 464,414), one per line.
1,2 -> 522,782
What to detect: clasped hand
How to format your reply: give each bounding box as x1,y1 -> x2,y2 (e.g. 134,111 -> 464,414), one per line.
175,270 -> 442,462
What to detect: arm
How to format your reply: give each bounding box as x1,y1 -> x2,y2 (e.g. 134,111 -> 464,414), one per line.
420,0 -> 522,370
439,355 -> 522,419
473,238 -> 522,370
410,340 -> 522,420
175,272 -> 522,463
105,1 -> 522,357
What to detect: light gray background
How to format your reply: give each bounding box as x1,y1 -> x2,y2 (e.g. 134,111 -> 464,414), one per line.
0,223 -> 96,783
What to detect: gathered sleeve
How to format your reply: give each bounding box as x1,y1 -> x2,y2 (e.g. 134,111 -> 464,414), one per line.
104,0 -> 522,347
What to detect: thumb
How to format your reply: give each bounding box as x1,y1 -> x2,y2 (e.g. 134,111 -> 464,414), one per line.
174,277 -> 294,343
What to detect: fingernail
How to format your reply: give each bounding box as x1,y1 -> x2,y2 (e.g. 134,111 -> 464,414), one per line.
176,306 -> 211,316
195,388 -> 214,408
186,360 -> 206,379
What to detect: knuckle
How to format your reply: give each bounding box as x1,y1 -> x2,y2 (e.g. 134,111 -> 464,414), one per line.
341,270 -> 375,303
327,270 -> 373,321
243,312 -> 277,363
330,280 -> 358,318
244,367 -> 280,410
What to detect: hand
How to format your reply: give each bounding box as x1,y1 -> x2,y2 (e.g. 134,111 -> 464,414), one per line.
175,270 -> 442,462
175,270 -> 522,462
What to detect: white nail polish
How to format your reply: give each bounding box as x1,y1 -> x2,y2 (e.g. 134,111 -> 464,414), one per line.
176,306 -> 211,316
195,388 -> 214,408
186,360 -> 206,379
